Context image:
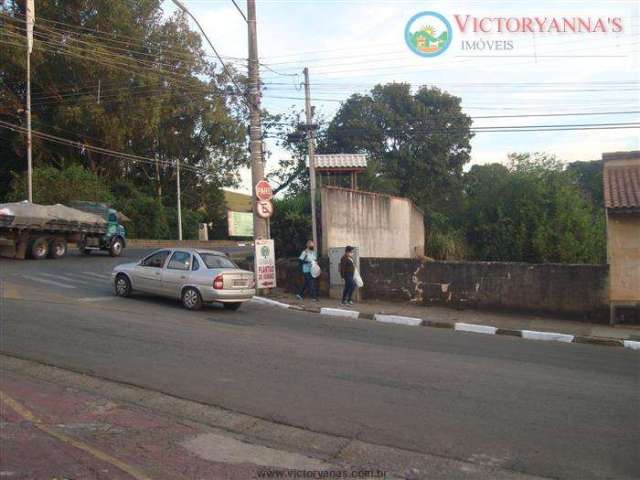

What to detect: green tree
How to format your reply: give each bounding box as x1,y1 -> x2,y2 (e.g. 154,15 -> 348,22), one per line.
319,83 -> 473,222
7,164 -> 114,205
463,153 -> 605,263
0,0 -> 247,213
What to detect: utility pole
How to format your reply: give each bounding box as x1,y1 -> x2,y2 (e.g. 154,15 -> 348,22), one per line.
25,0 -> 35,203
176,158 -> 182,241
247,0 -> 268,240
303,67 -> 318,249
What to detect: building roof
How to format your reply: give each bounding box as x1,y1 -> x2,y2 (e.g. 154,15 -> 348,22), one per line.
603,154 -> 640,211
314,154 -> 367,170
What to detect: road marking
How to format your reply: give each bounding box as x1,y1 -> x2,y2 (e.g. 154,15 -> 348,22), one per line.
19,275 -> 76,289
82,271 -> 111,279
78,297 -> 115,303
38,272 -> 87,284
0,390 -> 152,480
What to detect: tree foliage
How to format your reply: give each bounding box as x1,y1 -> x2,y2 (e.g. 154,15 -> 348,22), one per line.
319,82 -> 473,221
0,0 -> 246,235
463,153 -> 605,263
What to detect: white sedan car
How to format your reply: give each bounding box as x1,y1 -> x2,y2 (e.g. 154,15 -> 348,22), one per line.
112,248 -> 255,310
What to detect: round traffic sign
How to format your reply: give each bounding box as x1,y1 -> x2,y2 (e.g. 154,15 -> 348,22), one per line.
256,200 -> 274,219
255,180 -> 273,202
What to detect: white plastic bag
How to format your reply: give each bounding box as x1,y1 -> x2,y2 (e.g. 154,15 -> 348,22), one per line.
311,261 -> 322,278
353,269 -> 364,288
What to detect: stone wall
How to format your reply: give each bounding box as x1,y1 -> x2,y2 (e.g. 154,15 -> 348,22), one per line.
274,257 -> 610,321
422,261 -> 609,321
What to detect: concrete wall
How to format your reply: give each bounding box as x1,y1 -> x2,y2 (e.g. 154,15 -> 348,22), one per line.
274,257 -> 609,321
320,187 -> 425,258
422,261 -> 609,321
607,213 -> 640,302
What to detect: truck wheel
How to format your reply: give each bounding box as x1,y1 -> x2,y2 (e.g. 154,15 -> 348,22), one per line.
114,274 -> 132,297
30,237 -> 49,260
109,238 -> 124,257
223,302 -> 242,311
182,287 -> 203,311
48,239 -> 67,259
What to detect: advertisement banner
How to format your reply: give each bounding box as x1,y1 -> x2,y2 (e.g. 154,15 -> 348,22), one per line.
255,239 -> 276,289
228,211 -> 253,237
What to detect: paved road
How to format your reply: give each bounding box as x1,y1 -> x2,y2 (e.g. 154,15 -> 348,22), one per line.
0,252 -> 638,479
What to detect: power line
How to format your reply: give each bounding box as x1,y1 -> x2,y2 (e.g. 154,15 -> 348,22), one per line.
230,0 -> 248,22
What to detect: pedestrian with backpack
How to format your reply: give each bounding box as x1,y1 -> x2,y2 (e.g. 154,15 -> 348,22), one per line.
296,240 -> 319,301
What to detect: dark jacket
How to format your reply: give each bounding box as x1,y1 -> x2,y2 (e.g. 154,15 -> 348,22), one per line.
339,255 -> 355,278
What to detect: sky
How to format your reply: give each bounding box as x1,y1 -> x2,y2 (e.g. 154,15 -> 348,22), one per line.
163,0 -> 640,193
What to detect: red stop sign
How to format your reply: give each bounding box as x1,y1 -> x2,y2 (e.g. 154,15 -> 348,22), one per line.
255,180 -> 273,202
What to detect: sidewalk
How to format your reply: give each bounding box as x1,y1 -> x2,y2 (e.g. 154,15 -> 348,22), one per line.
0,368 -> 332,480
266,290 -> 640,344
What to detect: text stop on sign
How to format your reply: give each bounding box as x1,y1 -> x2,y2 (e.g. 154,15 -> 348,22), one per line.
255,180 -> 273,202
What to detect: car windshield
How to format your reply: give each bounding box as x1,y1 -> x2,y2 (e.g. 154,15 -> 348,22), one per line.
199,253 -> 237,269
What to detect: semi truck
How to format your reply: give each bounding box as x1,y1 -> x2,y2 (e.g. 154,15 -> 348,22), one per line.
0,201 -> 126,260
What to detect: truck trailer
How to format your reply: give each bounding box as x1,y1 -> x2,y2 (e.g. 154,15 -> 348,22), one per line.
0,201 -> 126,260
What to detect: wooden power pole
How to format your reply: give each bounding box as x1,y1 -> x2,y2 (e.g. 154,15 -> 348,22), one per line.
303,67 -> 318,249
247,0 -> 268,240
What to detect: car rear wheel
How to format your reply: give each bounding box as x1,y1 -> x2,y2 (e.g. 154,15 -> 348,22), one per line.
114,274 -> 131,297
182,287 -> 202,311
30,237 -> 49,260
223,302 -> 242,311
48,238 -> 67,259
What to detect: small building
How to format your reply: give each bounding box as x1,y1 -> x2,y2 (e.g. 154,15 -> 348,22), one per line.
315,154 -> 367,190
603,151 -> 640,324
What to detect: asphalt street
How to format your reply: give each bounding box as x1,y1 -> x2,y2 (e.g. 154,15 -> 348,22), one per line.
0,249 -> 638,479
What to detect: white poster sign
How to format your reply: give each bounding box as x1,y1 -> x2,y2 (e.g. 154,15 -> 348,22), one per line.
255,239 -> 276,289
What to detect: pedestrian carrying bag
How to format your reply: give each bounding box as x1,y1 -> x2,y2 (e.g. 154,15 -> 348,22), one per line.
311,261 -> 321,278
353,269 -> 364,288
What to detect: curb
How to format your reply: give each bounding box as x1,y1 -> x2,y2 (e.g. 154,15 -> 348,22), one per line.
261,298 -> 635,350
320,307 -> 360,319
251,296 -> 290,309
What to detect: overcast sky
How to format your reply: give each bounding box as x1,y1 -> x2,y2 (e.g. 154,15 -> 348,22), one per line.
164,0 -> 640,193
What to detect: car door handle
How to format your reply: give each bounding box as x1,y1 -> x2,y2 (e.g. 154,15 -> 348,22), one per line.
155,271 -> 161,276
180,275 -> 186,279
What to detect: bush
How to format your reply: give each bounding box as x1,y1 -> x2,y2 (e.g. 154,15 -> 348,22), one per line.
270,194 -> 312,258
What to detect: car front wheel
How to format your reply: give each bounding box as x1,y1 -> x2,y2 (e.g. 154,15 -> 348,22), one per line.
182,287 -> 202,311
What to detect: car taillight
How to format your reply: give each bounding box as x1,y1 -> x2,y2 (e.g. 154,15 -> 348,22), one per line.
213,274 -> 224,290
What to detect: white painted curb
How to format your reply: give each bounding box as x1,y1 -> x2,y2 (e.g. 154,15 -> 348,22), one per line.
454,323 -> 497,335
320,307 -> 360,319
623,340 -> 640,351
251,296 -> 290,309
521,330 -> 574,343
374,314 -> 423,326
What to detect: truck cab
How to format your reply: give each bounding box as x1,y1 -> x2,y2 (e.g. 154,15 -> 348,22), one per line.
70,202 -> 127,257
